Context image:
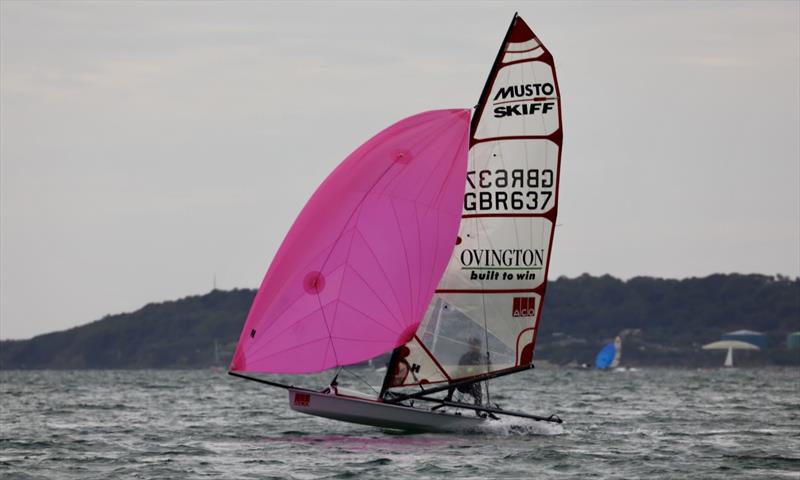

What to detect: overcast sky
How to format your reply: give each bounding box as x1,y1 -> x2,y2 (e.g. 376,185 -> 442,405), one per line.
1,1 -> 798,340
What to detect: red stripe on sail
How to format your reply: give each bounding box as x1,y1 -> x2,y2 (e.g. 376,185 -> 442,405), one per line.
505,45 -> 541,54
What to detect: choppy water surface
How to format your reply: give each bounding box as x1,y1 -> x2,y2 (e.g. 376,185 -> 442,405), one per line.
1,368 -> 798,479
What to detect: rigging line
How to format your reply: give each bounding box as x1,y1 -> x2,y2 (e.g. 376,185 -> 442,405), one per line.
343,368 -> 380,397
413,334 -> 452,381
473,216 -> 492,407
331,366 -> 342,385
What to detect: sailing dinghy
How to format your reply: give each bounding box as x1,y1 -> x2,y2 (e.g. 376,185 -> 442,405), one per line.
595,336 -> 622,369
230,14 -> 564,432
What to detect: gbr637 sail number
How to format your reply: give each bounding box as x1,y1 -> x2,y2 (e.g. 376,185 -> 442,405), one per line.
465,168 -> 555,212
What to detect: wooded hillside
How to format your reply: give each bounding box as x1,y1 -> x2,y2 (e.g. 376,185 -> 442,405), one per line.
1,274 -> 797,369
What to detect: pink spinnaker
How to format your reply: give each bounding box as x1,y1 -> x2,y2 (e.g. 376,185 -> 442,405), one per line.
231,109 -> 470,373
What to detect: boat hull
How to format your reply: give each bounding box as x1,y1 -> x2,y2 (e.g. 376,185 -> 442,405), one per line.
288,388 -> 487,432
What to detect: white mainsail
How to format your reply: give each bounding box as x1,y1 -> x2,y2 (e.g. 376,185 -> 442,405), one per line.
384,14 -> 563,391
724,347 -> 734,368
610,336 -> 623,369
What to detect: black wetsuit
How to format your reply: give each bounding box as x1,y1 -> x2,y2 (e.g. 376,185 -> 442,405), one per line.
445,349 -> 483,405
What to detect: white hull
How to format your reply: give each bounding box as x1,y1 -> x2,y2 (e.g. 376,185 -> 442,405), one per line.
288,388 -> 487,432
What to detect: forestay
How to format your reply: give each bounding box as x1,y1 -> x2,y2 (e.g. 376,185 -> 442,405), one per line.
384,16 -> 563,390
230,110 -> 470,374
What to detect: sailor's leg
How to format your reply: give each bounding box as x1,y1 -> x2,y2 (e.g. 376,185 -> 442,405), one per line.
472,384 -> 486,417
473,383 -> 483,406
444,386 -> 454,402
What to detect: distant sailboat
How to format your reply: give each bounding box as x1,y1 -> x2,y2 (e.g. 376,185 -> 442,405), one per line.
611,336 -> 622,369
724,347 -> 734,368
702,340 -> 760,367
595,336 -> 621,370
229,13 -> 564,431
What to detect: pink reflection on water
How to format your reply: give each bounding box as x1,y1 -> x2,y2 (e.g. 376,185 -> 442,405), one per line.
259,434 -> 456,451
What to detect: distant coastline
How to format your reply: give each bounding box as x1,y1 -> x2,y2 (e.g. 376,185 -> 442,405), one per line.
1,274 -> 798,369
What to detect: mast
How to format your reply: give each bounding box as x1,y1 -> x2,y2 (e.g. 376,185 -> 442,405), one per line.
474,13 -> 519,406
471,13 -> 518,135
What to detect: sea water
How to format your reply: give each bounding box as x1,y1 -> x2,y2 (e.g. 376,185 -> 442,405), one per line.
1,368 -> 798,479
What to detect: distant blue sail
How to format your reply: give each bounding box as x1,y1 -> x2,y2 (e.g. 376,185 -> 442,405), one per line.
595,343 -> 616,369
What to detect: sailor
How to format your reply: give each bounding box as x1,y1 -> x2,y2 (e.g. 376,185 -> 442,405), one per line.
444,337 -> 484,408
388,346 -> 412,386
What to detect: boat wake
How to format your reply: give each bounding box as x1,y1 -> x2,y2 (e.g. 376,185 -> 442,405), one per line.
467,416 -> 565,436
